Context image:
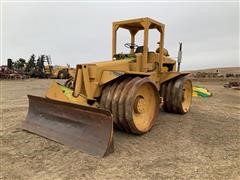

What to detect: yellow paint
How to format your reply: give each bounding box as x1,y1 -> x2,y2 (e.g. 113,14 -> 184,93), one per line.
46,80 -> 89,106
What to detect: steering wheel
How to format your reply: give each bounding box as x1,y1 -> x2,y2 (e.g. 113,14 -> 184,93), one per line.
124,43 -> 138,49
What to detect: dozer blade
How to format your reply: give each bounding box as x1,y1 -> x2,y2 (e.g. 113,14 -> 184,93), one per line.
22,95 -> 114,157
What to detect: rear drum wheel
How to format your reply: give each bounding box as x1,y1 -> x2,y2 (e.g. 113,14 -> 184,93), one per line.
160,82 -> 167,111
160,77 -> 192,114
174,78 -> 192,114
165,80 -> 175,113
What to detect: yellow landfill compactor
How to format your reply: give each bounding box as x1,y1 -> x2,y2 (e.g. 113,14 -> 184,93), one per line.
23,17 -> 192,157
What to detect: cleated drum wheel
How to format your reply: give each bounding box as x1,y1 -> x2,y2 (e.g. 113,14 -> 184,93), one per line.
160,77 -> 192,114
100,77 -> 160,134
175,78 -> 192,114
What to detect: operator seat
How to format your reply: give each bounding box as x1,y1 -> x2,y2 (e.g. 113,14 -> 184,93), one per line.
135,46 -> 144,53
156,47 -> 170,56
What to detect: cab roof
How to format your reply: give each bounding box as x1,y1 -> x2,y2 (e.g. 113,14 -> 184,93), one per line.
112,17 -> 165,31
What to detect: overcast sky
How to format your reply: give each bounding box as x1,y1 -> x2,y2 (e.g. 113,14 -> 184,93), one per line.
1,1 -> 239,70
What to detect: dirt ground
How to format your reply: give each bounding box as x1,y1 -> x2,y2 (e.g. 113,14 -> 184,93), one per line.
1,79 -> 239,180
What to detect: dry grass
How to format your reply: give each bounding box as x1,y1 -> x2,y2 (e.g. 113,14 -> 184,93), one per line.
1,79 -> 240,180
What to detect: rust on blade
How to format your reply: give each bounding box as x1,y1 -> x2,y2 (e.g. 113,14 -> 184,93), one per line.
22,95 -> 114,157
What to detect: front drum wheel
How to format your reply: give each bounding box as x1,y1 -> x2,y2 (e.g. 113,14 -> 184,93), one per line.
100,77 -> 160,134
125,78 -> 160,134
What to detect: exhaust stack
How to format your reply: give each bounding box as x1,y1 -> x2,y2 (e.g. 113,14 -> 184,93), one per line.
177,42 -> 183,72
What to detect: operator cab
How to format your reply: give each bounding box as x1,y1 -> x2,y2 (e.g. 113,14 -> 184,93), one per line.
112,17 -> 176,72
